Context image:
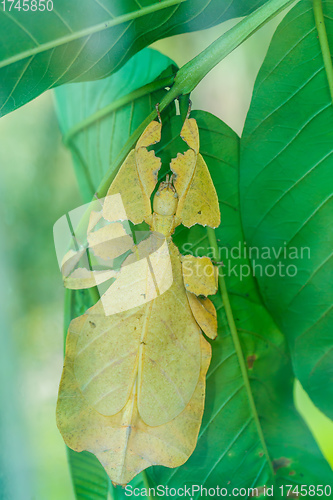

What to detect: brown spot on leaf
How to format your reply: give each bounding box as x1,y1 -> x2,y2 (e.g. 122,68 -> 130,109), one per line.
247,354 -> 257,369
273,456 -> 291,472
289,470 -> 296,476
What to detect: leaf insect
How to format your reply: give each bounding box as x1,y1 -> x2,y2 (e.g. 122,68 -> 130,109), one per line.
57,108 -> 221,485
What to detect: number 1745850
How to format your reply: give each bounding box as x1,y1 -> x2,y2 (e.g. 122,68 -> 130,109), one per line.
1,0 -> 53,11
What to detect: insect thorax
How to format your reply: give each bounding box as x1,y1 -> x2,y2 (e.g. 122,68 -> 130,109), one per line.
151,177 -> 179,236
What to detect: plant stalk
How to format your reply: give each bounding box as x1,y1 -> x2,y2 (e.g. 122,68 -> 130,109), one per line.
168,0 -> 296,96
313,0 -> 333,102
207,227 -> 275,480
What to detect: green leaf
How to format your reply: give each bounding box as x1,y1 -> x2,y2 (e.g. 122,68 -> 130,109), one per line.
240,0 -> 333,418
147,111 -> 333,494
67,449 -> 109,500
54,48 -> 177,202
0,0 -> 271,116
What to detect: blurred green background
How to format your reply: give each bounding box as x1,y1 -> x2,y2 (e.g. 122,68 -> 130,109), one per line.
0,14 -> 332,500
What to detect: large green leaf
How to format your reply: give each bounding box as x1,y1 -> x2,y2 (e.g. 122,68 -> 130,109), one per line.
146,111 -> 333,494
240,0 -> 333,418
67,448 -> 109,500
55,47 -> 177,201
0,0 -> 271,116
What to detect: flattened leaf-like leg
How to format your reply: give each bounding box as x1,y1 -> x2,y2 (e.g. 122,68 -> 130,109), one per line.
181,254 -> 218,296
171,117 -> 220,229
103,120 -> 162,224
179,116 -> 199,154
187,292 -> 217,340
181,254 -> 218,340
135,120 -> 161,150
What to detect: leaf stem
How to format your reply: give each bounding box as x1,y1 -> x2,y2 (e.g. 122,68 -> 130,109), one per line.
96,0 -> 295,198
167,0 -> 296,96
206,227 -> 275,480
313,0 -> 333,102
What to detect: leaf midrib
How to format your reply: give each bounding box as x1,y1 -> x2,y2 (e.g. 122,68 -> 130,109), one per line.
206,227 -> 276,481
0,0 -> 187,69
313,0 -> 333,101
